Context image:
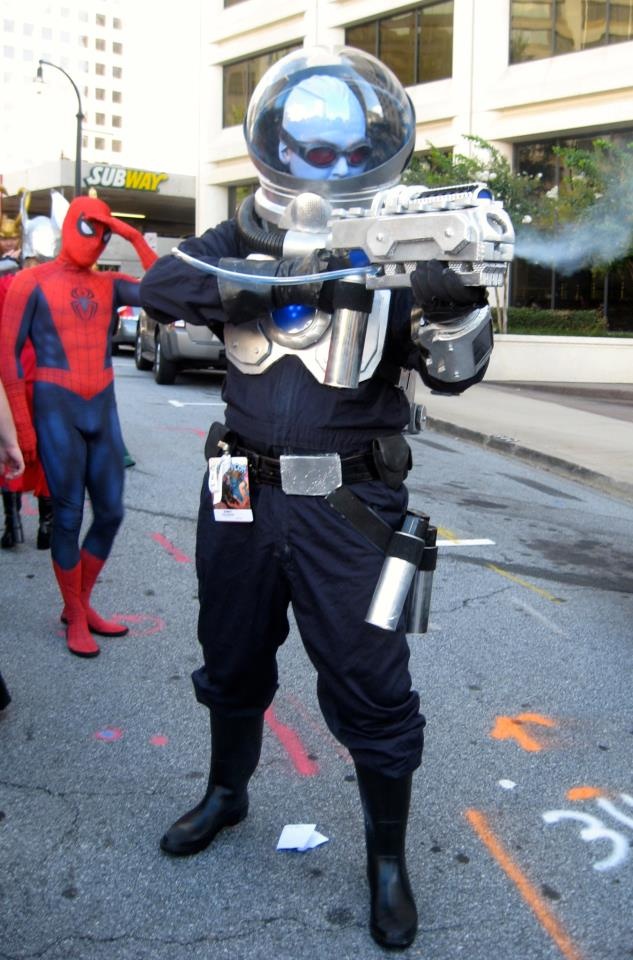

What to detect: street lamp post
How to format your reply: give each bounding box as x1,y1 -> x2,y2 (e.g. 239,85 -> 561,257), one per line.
36,59 -> 84,198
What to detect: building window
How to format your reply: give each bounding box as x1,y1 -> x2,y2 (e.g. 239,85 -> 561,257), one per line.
112,90 -> 122,103
223,43 -> 300,127
95,136 -> 105,149
96,112 -> 105,125
95,62 -> 105,75
112,65 -> 122,78
510,0 -> 633,63
96,37 -> 105,51
112,115 -> 122,127
96,87 -> 105,100
224,0 -> 247,5
96,13 -> 106,26
113,41 -> 123,55
346,1 -> 453,85
113,17 -> 122,28
228,182 -> 257,217
112,140 -> 122,152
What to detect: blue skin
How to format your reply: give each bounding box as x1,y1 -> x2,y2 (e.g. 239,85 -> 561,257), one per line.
278,114 -> 368,180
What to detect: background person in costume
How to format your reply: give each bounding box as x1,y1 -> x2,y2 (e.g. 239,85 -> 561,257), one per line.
141,46 -> 494,951
0,195 -> 157,659
0,193 -> 66,550
0,265 -> 52,550
0,374 -> 24,709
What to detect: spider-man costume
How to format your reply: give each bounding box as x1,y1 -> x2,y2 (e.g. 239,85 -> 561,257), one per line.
0,196 -> 157,658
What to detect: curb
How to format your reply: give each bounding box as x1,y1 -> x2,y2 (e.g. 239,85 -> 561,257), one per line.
425,415 -> 633,505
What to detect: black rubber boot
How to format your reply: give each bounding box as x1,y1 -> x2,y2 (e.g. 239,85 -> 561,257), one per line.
36,496 -> 54,550
160,712 -> 264,856
1,492 -> 24,549
0,671 -> 11,710
355,763 -> 418,950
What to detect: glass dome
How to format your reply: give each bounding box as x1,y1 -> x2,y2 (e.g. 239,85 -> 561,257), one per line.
244,45 -> 416,216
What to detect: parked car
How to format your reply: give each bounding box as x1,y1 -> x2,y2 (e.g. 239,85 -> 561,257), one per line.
134,309 -> 226,384
111,304 -> 141,354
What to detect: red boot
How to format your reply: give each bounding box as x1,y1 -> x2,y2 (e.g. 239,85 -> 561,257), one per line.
61,550 -> 129,638
53,561 -> 100,658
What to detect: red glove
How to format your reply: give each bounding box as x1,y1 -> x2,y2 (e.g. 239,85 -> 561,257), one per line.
105,216 -> 158,271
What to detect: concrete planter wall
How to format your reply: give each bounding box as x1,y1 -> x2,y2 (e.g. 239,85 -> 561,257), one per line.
486,334 -> 633,384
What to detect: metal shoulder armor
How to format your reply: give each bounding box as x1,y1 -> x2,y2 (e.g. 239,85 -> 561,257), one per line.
224,290 -> 391,385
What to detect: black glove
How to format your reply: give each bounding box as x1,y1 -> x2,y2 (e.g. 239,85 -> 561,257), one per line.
410,259 -> 488,323
271,252 -> 330,309
217,252 -> 349,323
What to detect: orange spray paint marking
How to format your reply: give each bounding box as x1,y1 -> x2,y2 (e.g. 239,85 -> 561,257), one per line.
151,532 -> 192,563
466,809 -> 585,960
566,786 -> 604,802
265,705 -> 319,777
491,713 -> 556,752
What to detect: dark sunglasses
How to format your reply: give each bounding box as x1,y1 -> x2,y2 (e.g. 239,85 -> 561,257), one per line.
281,128 -> 371,169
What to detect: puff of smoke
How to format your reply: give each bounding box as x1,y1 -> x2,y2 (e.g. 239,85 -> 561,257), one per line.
515,176 -> 633,276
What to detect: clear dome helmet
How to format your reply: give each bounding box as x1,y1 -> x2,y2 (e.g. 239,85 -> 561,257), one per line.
244,45 -> 416,225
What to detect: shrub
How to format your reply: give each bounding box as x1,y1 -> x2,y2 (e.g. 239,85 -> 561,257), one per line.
506,307 -> 608,337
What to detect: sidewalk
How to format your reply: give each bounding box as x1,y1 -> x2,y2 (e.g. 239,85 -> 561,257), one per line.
419,380 -> 633,503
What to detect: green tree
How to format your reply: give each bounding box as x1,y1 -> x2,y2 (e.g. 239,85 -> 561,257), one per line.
403,134 -> 542,226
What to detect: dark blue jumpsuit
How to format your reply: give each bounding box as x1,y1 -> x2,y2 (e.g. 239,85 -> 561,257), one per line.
140,220 -> 426,777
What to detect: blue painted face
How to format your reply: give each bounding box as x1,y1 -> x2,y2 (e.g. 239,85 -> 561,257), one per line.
278,75 -> 370,181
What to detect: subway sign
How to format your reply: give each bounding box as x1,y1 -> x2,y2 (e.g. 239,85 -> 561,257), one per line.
84,165 -> 168,192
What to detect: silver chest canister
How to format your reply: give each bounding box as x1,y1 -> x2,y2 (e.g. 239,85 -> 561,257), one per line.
224,289 -> 391,385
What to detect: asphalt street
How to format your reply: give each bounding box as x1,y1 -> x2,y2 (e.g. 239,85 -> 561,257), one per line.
1,355 -> 632,960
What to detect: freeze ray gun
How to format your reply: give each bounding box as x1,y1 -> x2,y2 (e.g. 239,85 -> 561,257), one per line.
278,182 -> 515,290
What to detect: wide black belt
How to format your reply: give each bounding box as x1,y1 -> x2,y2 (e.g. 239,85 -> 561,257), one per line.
233,445 -> 379,487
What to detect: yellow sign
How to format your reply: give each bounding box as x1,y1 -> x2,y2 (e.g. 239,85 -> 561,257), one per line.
84,165 -> 168,192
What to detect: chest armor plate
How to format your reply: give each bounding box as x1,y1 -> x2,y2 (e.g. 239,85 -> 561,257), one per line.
224,290 -> 391,384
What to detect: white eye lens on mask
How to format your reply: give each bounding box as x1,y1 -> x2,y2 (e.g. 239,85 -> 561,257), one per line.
78,216 -> 96,237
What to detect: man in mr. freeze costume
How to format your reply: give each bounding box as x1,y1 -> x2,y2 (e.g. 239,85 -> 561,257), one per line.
141,46 -> 493,949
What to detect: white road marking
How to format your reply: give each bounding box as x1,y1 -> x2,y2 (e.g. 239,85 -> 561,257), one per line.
168,400 -> 225,407
437,538 -> 495,547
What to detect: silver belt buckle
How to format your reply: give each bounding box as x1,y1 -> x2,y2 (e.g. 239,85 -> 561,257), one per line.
279,454 -> 342,496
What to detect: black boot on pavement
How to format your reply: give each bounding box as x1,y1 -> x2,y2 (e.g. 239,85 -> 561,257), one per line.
36,496 -> 54,550
0,671 -> 11,711
160,712 -> 264,856
355,763 -> 418,950
1,492 -> 24,549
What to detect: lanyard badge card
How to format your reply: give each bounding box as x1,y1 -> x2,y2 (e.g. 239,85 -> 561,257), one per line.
208,451 -> 253,522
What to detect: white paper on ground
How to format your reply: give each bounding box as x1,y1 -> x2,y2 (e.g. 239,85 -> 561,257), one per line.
277,823 -> 329,851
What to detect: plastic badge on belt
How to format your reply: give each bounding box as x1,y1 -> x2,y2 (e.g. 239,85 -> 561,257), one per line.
208,456 -> 253,522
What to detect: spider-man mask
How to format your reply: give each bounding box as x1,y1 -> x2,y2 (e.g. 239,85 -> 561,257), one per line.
60,196 -> 113,268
